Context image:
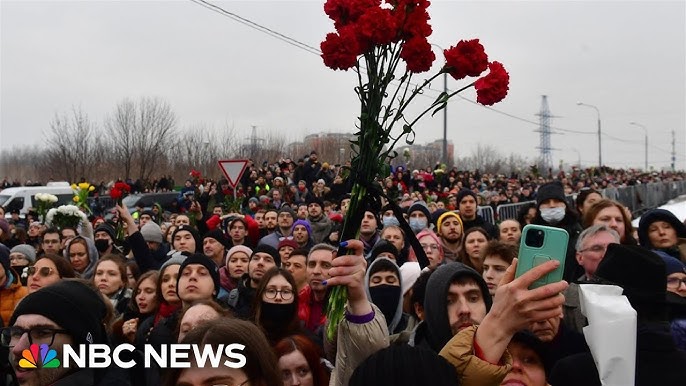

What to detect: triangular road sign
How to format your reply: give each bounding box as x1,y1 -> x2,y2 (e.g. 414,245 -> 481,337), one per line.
217,159 -> 249,188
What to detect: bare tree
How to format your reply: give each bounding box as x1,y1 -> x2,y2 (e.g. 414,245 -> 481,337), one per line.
135,97 -> 177,181
42,107 -> 97,181
104,98 -> 137,179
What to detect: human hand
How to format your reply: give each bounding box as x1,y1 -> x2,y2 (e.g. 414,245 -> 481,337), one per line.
123,318 -> 138,343
325,240 -> 371,316
490,258 -> 568,336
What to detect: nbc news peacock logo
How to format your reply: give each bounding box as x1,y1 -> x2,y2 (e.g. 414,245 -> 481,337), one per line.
18,343 -> 61,369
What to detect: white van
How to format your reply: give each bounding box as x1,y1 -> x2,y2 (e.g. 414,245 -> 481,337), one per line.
0,182 -> 75,216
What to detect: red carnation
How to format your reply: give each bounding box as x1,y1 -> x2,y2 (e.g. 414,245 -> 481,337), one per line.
396,3 -> 432,39
324,0 -> 380,29
357,7 -> 399,46
443,39 -> 489,80
475,61 -> 510,106
110,182 -> 131,202
400,36 -> 435,73
321,27 -> 361,71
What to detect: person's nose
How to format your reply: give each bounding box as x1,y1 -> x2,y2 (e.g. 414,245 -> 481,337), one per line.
10,332 -> 30,359
457,298 -> 471,317
289,372 -> 302,386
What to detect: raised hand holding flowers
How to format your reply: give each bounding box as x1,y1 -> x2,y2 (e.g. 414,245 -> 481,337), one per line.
71,181 -> 95,215
320,0 -> 509,339
34,193 -> 58,222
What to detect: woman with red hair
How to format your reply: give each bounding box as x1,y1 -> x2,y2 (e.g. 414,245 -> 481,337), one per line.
274,334 -> 330,386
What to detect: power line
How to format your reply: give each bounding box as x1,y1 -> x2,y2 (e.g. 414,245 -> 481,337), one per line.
189,0 -> 321,55
189,0 -> 669,148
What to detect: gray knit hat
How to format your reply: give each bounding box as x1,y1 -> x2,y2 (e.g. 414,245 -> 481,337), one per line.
10,244 -> 37,264
160,251 -> 189,273
140,222 -> 164,244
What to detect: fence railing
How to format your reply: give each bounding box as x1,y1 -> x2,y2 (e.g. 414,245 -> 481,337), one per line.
490,180 -> 686,224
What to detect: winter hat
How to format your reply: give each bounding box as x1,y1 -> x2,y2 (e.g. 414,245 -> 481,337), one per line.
171,225 -> 202,253
225,245 -> 253,267
160,251 -> 189,273
653,250 -> 686,276
306,195 -> 323,208
252,244 -> 281,267
400,262 -> 421,296
455,189 -> 478,205
10,280 -> 108,345
278,205 -> 295,219
0,218 -> 10,235
277,238 -> 298,251
370,239 -> 399,262
141,209 -> 157,223
140,222 -> 163,244
535,182 -> 566,207
350,344 -> 459,386
177,253 -> 220,296
436,211 -> 463,234
94,223 -> 116,240
637,208 -> 686,248
415,229 -> 443,257
291,219 -> 312,236
10,244 -> 36,264
408,200 -> 431,219
204,228 -> 231,250
248,197 -> 259,204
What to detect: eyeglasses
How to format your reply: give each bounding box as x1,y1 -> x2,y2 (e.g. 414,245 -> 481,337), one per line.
0,327 -> 69,347
42,239 -> 60,244
27,266 -> 55,277
420,243 -> 440,251
667,277 -> 686,288
264,288 -> 294,300
579,244 -> 607,254
278,236 -> 294,241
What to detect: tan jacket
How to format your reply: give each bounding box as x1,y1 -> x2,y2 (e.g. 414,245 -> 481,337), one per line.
328,303 -> 389,386
439,325 -> 512,386
0,271 -> 28,325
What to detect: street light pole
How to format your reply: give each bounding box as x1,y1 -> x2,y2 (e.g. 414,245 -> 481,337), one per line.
577,102 -> 602,168
630,121 -> 648,170
442,71 -> 448,166
431,43 -> 448,166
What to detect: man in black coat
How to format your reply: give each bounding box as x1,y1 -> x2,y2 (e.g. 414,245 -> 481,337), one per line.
549,244 -> 686,386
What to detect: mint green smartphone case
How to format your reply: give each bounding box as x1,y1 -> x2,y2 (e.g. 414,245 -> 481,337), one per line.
515,224 -> 569,289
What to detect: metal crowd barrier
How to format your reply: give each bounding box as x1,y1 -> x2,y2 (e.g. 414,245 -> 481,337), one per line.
487,181 -> 686,224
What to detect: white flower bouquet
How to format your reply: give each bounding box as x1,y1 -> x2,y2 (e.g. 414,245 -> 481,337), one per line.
34,193 -> 59,223
45,205 -> 88,230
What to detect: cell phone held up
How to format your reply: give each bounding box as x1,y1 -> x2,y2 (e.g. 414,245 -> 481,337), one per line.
515,224 -> 569,289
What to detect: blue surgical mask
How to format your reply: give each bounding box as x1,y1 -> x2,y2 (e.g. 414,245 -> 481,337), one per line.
409,218 -> 427,233
382,216 -> 400,228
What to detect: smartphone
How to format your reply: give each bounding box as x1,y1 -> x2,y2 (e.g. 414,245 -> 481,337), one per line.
515,224 -> 568,289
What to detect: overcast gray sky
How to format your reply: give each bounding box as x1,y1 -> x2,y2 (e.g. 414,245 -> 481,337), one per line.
1,0 -> 684,170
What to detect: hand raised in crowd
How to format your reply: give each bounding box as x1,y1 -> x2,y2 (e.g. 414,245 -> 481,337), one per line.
475,258 -> 568,364
116,203 -> 138,235
324,240 -> 372,316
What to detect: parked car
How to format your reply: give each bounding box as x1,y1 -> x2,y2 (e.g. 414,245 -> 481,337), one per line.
1,182 -> 75,217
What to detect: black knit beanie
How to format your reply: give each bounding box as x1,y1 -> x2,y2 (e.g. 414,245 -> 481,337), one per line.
252,244 -> 281,267
10,280 -> 108,345
177,253 -> 221,297
171,225 -> 203,253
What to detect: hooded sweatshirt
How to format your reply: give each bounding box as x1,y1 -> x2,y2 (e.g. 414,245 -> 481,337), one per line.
365,257 -> 405,334
64,236 -> 99,280
417,262 -> 492,352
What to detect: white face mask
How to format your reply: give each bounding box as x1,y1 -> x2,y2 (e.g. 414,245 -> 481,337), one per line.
540,207 -> 566,224
409,218 -> 427,233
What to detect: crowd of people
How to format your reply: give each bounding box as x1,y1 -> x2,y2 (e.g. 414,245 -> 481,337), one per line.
1,153 -> 686,386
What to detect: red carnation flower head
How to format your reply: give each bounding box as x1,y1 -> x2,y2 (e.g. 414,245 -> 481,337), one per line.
396,1 -> 432,39
110,182 -> 131,201
400,35 -> 435,73
443,39 -> 489,81
356,7 -> 399,46
325,0 -> 381,30
321,26 -> 362,71
475,61 -> 510,106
